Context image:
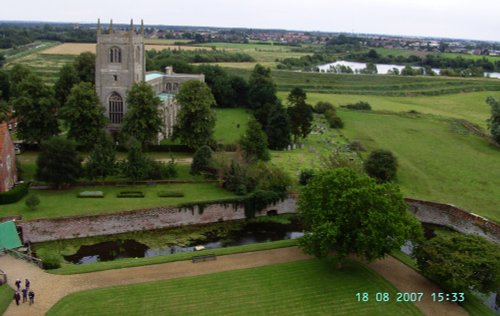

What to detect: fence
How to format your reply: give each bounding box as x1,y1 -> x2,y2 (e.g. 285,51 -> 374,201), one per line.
5,249 -> 43,269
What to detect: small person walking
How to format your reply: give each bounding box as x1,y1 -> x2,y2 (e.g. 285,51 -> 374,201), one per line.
13,291 -> 21,306
25,278 -> 30,289
21,288 -> 28,303
14,279 -> 21,291
28,290 -> 35,305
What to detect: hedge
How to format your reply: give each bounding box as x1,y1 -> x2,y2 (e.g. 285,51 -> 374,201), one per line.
117,191 -> 145,198
157,191 -> 185,198
0,183 -> 29,204
77,191 -> 104,198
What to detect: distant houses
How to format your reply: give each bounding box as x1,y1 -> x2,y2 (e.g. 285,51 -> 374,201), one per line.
0,122 -> 17,192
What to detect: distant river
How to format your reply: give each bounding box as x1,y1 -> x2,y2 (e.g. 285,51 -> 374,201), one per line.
317,60 -> 500,79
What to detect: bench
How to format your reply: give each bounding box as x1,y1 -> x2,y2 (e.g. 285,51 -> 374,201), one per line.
192,254 -> 216,263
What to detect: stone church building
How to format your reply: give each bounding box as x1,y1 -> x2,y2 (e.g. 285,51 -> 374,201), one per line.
95,20 -> 204,140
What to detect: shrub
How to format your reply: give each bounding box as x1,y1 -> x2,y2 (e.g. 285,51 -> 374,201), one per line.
299,169 -> 315,185
41,253 -> 62,269
117,191 -> 145,198
0,182 -> 28,204
315,101 -> 335,114
149,160 -> 177,179
25,194 -> 40,210
77,191 -> 104,198
324,109 -> 344,128
343,101 -> 371,111
191,145 -> 214,175
346,140 -> 365,152
364,149 -> 398,183
157,191 -> 184,198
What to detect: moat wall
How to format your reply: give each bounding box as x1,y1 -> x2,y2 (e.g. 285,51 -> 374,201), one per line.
14,197 -> 499,243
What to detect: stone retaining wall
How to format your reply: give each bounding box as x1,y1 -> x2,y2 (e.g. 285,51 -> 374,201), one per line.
405,198 -> 500,243
18,198 -> 296,243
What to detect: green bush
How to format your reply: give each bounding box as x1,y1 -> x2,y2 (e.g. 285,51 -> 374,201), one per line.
364,149 -> 398,183
157,191 -> 185,198
42,253 -> 62,269
315,101 -> 335,114
117,191 -> 145,198
149,161 -> 177,180
191,145 -> 214,175
299,169 -> 315,185
25,194 -> 40,210
77,191 -> 104,198
0,182 -> 29,204
324,109 -> 344,128
342,101 -> 372,111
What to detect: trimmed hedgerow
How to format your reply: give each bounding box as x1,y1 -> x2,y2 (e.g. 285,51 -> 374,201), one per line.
0,182 -> 29,204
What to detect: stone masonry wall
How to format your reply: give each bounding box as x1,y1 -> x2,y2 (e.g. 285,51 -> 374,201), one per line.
18,198 -> 296,243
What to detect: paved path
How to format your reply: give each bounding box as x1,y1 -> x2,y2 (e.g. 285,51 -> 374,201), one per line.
0,247 -> 467,316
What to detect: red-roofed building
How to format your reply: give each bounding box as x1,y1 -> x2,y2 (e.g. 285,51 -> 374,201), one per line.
0,122 -> 17,192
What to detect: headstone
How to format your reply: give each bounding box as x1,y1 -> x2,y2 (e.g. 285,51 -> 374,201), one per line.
287,144 -> 292,151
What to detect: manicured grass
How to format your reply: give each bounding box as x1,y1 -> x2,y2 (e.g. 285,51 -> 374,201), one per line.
213,108 -> 252,144
435,52 -> 500,62
0,183 -> 235,220
339,110 -> 500,222
0,284 -> 14,315
47,259 -> 421,316
290,91 -> 500,128
48,240 -> 298,275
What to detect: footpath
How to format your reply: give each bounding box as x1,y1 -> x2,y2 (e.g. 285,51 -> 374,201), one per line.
0,247 -> 466,316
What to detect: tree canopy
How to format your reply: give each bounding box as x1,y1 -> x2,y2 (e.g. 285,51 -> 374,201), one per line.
486,96 -> 500,143
248,64 -> 278,112
174,80 -> 216,149
61,82 -> 107,150
85,133 -> 116,182
239,118 -> 270,162
265,105 -> 291,150
415,234 -> 500,294
287,88 -> 313,140
299,168 -> 422,263
121,81 -> 162,147
35,136 -> 83,188
74,52 -> 96,84
54,63 -> 79,107
190,145 -> 214,175
364,149 -> 398,183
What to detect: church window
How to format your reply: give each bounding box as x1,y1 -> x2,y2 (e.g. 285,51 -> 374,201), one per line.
109,92 -> 124,124
113,75 -> 118,81
109,47 -> 122,63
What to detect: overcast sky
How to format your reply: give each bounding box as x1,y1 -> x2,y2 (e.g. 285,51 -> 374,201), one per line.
1,0 -> 499,42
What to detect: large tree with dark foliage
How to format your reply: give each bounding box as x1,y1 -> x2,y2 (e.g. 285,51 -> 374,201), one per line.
265,105 -> 291,150
248,64 -> 278,112
54,63 -> 80,107
287,87 -> 313,140
74,52 -> 96,84
11,73 -> 59,144
174,80 -> 216,149
364,149 -> 398,183
35,136 -> 83,188
486,96 -> 500,143
239,118 -> 270,162
85,133 -> 116,182
299,168 -> 422,265
61,82 -> 107,150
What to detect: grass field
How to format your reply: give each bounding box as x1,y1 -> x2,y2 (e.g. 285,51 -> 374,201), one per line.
338,110 -> 500,222
284,91 -> 500,128
47,259 -> 421,316
6,53 -> 75,85
0,183 -> 235,220
375,48 -> 429,58
225,68 -> 500,96
213,108 -> 252,144
0,284 -> 14,316
436,52 -> 500,62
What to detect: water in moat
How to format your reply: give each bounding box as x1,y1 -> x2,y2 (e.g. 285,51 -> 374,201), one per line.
63,221 -> 304,265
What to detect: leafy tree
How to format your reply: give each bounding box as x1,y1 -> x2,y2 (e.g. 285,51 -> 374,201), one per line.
248,64 -> 278,112
0,99 -> 8,123
360,62 -> 378,74
239,118 -> 270,162
61,82 -> 107,150
486,96 -> 500,143
9,64 -> 31,97
229,75 -> 249,107
265,106 -> 291,150
121,81 -> 162,147
315,101 -> 335,114
414,234 -> 500,294
324,109 -> 344,128
85,133 -> 116,182
299,169 -> 315,185
174,80 -> 216,149
0,53 -> 5,68
0,69 -> 10,101
11,73 -> 59,144
190,145 -> 214,175
287,88 -> 313,140
123,139 -> 151,181
25,194 -> 40,210
74,52 -> 95,84
35,136 -> 83,189
299,168 -> 422,264
196,64 -> 234,108
364,149 -> 398,183
54,63 -> 79,107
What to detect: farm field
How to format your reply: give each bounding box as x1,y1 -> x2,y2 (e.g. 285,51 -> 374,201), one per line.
6,53 -> 75,85
40,43 -> 217,55
280,91 -> 500,128
47,259 -> 421,316
0,183 -> 235,220
213,108 -> 252,144
338,110 -> 500,222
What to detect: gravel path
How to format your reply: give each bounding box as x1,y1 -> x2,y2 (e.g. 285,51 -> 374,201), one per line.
1,247 -> 467,316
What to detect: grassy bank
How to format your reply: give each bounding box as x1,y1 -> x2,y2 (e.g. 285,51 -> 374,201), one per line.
213,108 -> 252,144
0,284 -> 14,315
48,259 -> 421,316
339,110 -> 500,222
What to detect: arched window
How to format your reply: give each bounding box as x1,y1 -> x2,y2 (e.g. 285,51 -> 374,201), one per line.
109,47 -> 122,63
109,92 -> 123,124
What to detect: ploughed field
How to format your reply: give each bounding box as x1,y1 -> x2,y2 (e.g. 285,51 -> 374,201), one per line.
47,259 -> 421,316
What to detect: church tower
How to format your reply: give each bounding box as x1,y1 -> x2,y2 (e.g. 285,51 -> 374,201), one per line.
95,19 -> 145,131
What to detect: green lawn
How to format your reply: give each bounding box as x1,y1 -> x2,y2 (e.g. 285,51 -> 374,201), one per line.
339,110 -> 500,222
47,259 -> 421,316
213,108 -> 252,144
0,183 -> 235,220
291,91 -> 500,128
435,52 -> 500,62
0,284 -> 14,315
